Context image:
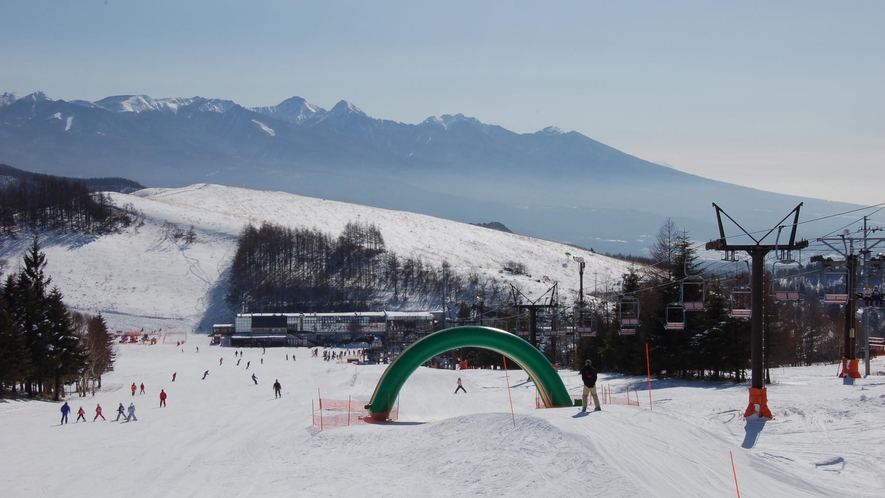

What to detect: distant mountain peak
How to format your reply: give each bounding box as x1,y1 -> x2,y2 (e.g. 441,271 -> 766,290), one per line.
329,100 -> 366,117
93,94 -> 236,114
251,96 -> 325,124
0,92 -> 21,108
538,126 -> 564,135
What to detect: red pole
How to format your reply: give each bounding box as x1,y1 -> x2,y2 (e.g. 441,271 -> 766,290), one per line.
502,356 -> 516,427
645,342 -> 653,410
348,395 -> 352,426
730,451 -> 742,498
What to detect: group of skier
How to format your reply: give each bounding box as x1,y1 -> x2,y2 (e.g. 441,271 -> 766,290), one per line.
60,401 -> 137,424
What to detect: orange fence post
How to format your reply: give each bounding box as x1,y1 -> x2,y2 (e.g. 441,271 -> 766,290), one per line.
730,451 -> 742,498
502,356 -> 516,427
646,343 -> 653,410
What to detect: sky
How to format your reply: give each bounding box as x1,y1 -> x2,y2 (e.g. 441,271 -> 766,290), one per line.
1,1 -> 883,206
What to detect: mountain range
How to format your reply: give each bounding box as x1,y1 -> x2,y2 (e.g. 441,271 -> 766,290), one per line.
0,91 -> 872,255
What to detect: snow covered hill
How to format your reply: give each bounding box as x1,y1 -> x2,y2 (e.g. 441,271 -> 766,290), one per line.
0,183 -> 636,333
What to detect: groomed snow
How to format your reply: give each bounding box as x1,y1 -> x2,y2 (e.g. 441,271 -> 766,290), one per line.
1,338 -> 883,497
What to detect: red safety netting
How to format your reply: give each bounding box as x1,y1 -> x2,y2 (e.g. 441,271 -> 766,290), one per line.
312,394 -> 399,430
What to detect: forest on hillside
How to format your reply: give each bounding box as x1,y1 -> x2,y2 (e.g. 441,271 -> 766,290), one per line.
0,164 -> 139,235
227,218 -> 860,381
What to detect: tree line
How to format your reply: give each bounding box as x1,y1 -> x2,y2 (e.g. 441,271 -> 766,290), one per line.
574,218 -> 845,381
226,221 -> 509,313
0,238 -> 115,399
0,164 -> 137,235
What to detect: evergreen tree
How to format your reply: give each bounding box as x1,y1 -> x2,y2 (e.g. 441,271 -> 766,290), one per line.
0,293 -> 31,393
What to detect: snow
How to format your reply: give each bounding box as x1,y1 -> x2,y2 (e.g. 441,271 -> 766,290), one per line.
1,340 -> 883,497
251,119 -> 276,137
65,116 -> 73,131
0,183 -> 632,333
1,183 -> 884,496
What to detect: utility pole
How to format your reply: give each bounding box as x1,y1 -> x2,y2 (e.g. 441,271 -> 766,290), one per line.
705,203 -> 808,419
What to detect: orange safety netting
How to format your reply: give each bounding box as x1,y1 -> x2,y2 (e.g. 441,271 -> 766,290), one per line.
312,396 -> 399,430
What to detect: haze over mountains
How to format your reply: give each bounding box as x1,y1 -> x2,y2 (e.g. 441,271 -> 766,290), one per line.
0,91 -> 872,255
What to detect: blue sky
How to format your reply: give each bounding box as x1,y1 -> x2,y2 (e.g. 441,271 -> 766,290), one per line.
2,0 -> 882,206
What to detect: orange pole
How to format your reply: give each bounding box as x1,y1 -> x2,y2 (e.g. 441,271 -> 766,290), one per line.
730,451 -> 741,498
502,356 -> 516,427
646,343 -> 653,410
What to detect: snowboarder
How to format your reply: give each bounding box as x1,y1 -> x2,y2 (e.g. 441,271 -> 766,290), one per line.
159,389 -> 167,407
127,402 -> 137,421
202,370 -> 209,380
60,402 -> 71,424
115,402 -> 126,421
131,382 -> 137,396
454,377 -> 466,394
273,379 -> 282,398
580,359 -> 601,412
76,406 -> 86,422
252,373 -> 258,385
139,383 -> 145,394
93,404 -> 106,421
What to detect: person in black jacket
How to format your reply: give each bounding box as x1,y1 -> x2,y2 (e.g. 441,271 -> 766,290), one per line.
580,359 -> 601,412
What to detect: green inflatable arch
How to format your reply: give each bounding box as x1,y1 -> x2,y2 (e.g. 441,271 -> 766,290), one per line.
365,326 -> 573,421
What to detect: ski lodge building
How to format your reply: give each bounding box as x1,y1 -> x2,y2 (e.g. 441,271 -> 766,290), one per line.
219,311 -> 440,350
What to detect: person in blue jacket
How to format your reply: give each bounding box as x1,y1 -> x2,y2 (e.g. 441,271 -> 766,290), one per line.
126,402 -> 138,421
115,402 -> 126,421
60,401 -> 71,424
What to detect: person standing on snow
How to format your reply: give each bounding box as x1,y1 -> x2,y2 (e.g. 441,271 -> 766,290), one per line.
252,373 -> 258,385
159,389 -> 167,407
273,379 -> 282,398
115,402 -> 126,421
454,377 -> 466,394
202,370 -> 209,380
131,382 -> 137,396
60,402 -> 71,424
580,359 -> 601,412
76,406 -> 86,422
139,382 -> 145,394
93,404 -> 106,421
126,403 -> 137,421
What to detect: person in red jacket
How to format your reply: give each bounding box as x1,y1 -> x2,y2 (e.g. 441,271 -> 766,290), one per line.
131,382 -> 137,396
93,404 -> 106,421
139,383 -> 145,394
76,406 -> 86,422
159,389 -> 167,407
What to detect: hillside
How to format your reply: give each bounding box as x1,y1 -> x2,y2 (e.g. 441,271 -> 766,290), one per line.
0,183 -> 636,333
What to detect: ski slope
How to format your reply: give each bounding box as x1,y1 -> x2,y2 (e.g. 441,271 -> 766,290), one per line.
2,336 -> 883,497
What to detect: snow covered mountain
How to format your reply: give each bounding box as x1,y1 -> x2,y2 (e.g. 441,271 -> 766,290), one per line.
0,183 -> 635,334
0,91 -> 869,255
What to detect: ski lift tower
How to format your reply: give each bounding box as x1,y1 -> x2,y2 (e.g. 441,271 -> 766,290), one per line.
510,283 -> 558,348
705,203 -> 808,419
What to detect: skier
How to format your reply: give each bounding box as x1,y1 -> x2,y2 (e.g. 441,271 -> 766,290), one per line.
454,377 -> 466,394
172,372 -> 177,382
580,359 -> 601,412
202,370 -> 209,380
93,404 -> 106,421
60,401 -> 71,424
252,373 -> 258,385
246,361 -> 250,369
115,402 -> 126,421
159,389 -> 167,407
220,357 -> 223,366
139,383 -> 145,394
76,406 -> 86,422
260,358 -> 263,365
273,379 -> 282,398
131,382 -> 137,396
237,359 -> 241,366
126,402 -> 137,421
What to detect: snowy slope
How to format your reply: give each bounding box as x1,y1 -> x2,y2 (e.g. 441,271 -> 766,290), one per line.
1,340 -> 882,497
0,183 -> 635,333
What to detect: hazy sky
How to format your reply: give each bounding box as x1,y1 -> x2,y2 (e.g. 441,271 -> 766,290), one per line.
2,1 -> 882,206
